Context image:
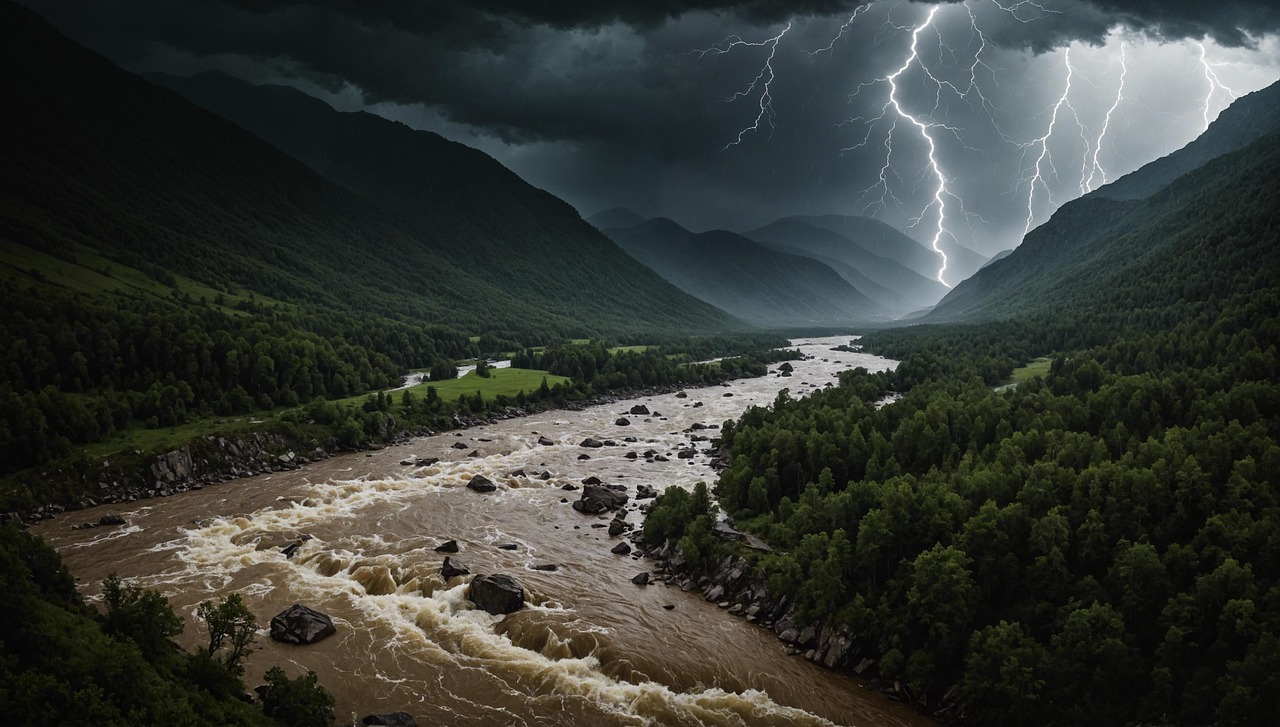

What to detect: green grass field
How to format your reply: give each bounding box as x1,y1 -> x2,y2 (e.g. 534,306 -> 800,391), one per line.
80,412 -> 273,460
1009,356 -> 1053,385
398,367 -> 570,402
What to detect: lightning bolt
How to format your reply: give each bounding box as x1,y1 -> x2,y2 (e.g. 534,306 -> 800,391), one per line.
690,23 -> 792,151
853,6 -> 954,287
1197,41 -> 1240,132
1085,42 -> 1126,191
808,4 -> 871,57
1019,47 -> 1078,236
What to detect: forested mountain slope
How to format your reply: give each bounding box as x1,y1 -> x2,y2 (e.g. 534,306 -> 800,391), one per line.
604,218 -> 886,327
0,2 -> 739,483
147,71 -> 733,337
926,119 -> 1280,323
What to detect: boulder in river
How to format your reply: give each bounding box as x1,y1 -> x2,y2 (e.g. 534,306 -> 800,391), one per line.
675,391 -> 688,398
269,604 -> 337,645
579,438 -> 604,448
441,556 -> 470,579
577,454 -> 591,461
531,564 -> 558,572
362,713 -> 417,727
608,518 -> 627,537
98,513 -> 126,527
611,542 -> 632,555
469,574 -> 525,615
615,417 -> 631,426
572,485 -> 629,514
434,539 -> 460,553
451,442 -> 469,450
537,436 -> 555,446
581,476 -> 603,485
467,475 -> 497,493
630,404 -> 650,415
632,572 -> 650,586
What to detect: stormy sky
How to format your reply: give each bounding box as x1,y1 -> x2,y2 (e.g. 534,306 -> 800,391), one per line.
24,0 -> 1280,267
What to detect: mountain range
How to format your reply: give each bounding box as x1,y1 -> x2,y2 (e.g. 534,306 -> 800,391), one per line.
599,218 -> 886,327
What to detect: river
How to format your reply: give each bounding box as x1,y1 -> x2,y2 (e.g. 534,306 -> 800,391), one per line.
33,336 -> 931,727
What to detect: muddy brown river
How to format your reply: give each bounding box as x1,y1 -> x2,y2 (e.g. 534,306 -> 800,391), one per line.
34,336 -> 932,727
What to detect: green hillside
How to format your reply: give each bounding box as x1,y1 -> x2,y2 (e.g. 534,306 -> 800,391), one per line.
146,70 -> 737,338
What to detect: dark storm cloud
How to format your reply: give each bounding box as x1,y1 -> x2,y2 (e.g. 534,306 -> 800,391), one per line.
19,0 -> 1280,249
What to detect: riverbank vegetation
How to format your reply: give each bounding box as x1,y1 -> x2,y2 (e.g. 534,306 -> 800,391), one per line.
0,525 -> 334,726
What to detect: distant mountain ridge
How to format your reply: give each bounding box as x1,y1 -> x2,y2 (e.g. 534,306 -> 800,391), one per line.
604,218 -> 886,327
781,214 -> 988,285
587,207 -> 647,230
742,219 -> 946,315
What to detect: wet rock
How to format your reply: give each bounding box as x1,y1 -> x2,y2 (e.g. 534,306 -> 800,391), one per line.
531,564 -> 558,572
438,557 -> 469,579
723,392 -> 734,397
632,572 -> 650,586
466,475 -> 497,493
625,451 -> 638,460
537,436 -> 555,446
653,455 -> 670,462
608,518 -> 626,537
692,402 -> 704,408
538,471 -> 553,481
635,484 -> 657,500
269,604 -> 337,645
677,449 -> 696,460
615,417 -> 631,426
281,542 -> 304,559
577,454 -> 591,461
451,442 -> 469,450
579,438 -> 604,448
362,713 -> 417,727
581,476 -> 603,485
572,485 -> 629,514
434,540 -> 460,553
611,542 -> 632,555
663,604 -> 675,610
675,391 -> 688,398
98,513 -> 126,527
630,404 -> 650,415
690,423 -> 709,431
561,483 -> 579,491
468,574 -> 525,615
466,450 -> 482,458
497,543 -> 518,551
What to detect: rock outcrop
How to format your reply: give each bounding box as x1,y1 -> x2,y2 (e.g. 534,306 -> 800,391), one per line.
468,574 -> 525,615
269,604 -> 337,645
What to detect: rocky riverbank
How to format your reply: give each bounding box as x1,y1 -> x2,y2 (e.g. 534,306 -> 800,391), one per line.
634,534 -> 970,724
5,381 -> 738,525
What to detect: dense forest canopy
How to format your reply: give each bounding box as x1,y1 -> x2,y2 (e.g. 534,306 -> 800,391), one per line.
645,119 -> 1280,725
